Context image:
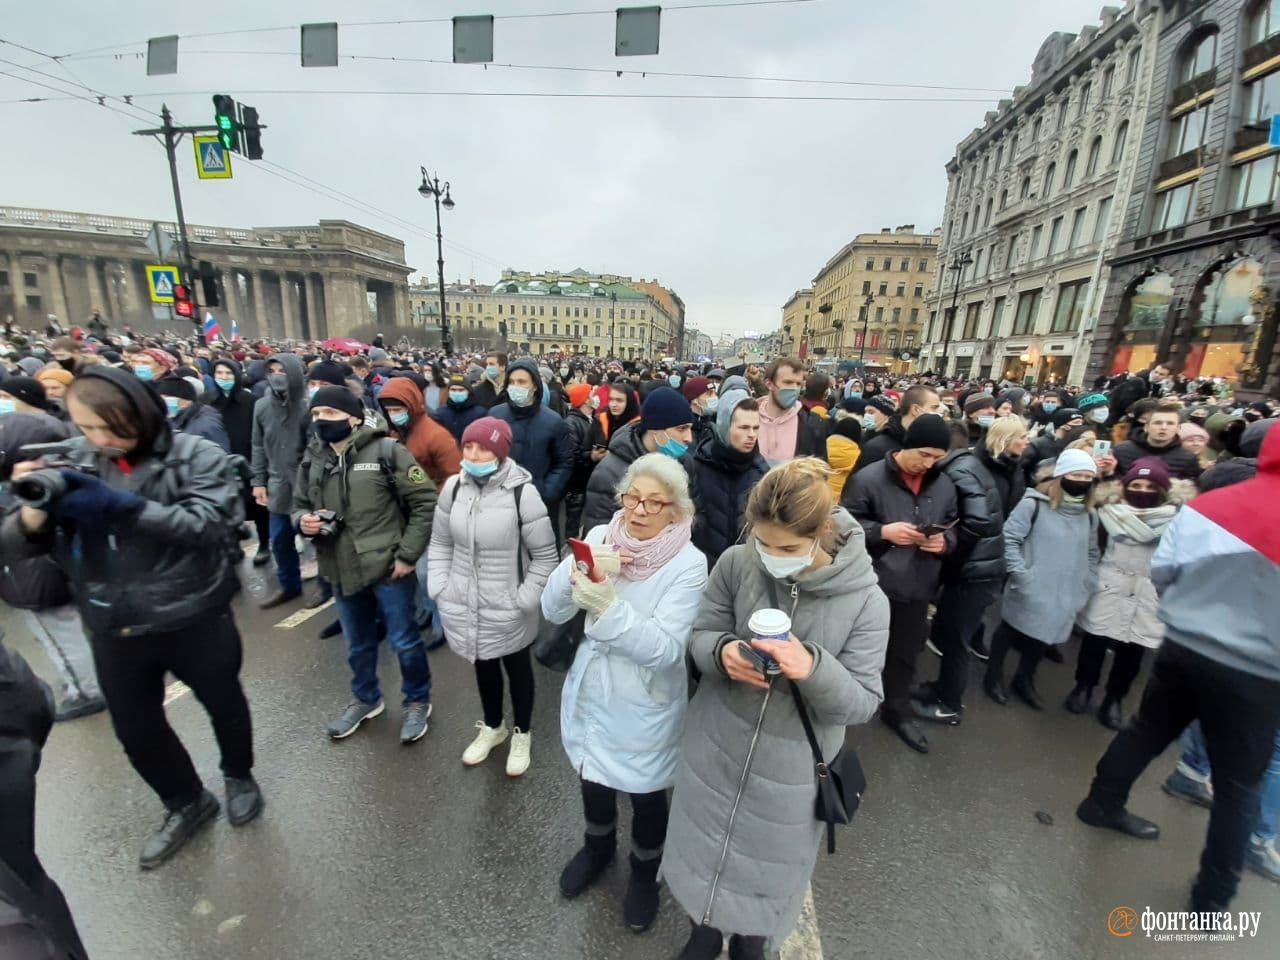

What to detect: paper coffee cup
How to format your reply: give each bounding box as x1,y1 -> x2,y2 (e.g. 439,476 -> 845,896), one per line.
748,608 -> 791,674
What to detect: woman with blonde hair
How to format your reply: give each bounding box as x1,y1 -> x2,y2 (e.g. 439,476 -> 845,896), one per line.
542,452 -> 707,935
663,458 -> 889,960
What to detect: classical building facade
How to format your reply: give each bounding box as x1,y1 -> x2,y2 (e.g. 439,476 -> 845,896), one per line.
408,268 -> 678,359
921,1 -> 1160,385
778,288 -> 812,355
792,226 -> 938,372
0,207 -> 412,339
1089,0 -> 1280,399
682,328 -> 714,359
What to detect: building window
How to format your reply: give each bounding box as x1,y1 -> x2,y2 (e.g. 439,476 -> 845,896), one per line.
552,323 -> 558,335
1043,162 -> 1056,198
859,280 -> 870,295
539,323 -> 546,334
1112,121 -> 1129,167
913,283 -> 923,297
1012,289 -> 1042,335
1063,150 -> 1078,188
962,302 -> 982,339
1248,0 -> 1280,45
1085,136 -> 1102,177
595,323 -> 602,336
0,270 -> 7,287
1126,48 -> 1140,85
983,199 -> 993,227
1048,216 -> 1065,254
865,257 -> 874,270
1077,81 -> 1091,117
25,295 -> 41,310
1102,65 -> 1115,99
999,188 -> 1009,210
1051,279 -> 1091,333
1169,104 -> 1211,157
887,332 -> 898,350
881,258 -> 891,270
1244,69 -> 1280,125
874,307 -> 884,322
1010,134 -> 1019,158
1029,224 -> 1044,261
1093,195 -> 1114,243
892,307 -> 902,323
1230,152 -> 1280,208
497,304 -> 503,315
905,332 -> 916,348
1020,175 -> 1032,200
869,331 -> 882,349
909,308 -> 920,323
895,282 -> 906,297
539,306 -> 544,316
1056,99 -> 1069,129
1031,117 -> 1042,141
1176,29 -> 1218,85
640,309 -> 646,319
1154,181 -> 1196,228
878,282 -> 888,295
1068,206 -> 1088,248
23,272 -> 37,288
919,259 -> 929,271
990,296 -> 1007,338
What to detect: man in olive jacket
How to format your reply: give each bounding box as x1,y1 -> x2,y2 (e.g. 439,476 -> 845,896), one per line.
293,386 -> 438,745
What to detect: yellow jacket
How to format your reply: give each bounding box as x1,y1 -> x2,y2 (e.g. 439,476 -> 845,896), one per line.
826,435 -> 860,498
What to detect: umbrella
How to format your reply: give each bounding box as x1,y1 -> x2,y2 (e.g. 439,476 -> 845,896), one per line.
322,337 -> 370,355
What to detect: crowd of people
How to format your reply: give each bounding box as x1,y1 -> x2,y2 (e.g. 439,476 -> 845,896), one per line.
0,321 -> 1277,958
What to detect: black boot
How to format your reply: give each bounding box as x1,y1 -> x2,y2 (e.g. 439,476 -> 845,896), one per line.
139,790 -> 220,870
1063,685 -> 1092,714
224,775 -> 264,826
983,672 -> 1008,706
1042,644 -> 1064,664
559,831 -> 616,898
1097,697 -> 1124,730
623,853 -> 661,933
318,619 -> 342,639
1010,673 -> 1044,710
678,921 -> 725,960
729,933 -> 768,960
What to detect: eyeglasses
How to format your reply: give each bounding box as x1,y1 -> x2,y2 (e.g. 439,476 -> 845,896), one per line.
621,492 -> 673,515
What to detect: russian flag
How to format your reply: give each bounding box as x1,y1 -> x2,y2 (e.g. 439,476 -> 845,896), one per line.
203,312 -> 221,344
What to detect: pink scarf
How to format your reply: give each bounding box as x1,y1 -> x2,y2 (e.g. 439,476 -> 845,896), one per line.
606,510 -> 693,581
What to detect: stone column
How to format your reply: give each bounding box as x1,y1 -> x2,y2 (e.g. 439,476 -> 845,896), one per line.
45,255 -> 71,329
220,268 -> 244,336
322,273 -> 345,336
303,273 -> 323,339
279,272 -> 300,340
247,271 -> 272,339
59,256 -> 92,327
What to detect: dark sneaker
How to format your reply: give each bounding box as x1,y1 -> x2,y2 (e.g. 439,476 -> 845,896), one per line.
326,700 -> 385,739
55,691 -> 107,722
1043,645 -> 1065,664
252,545 -> 271,567
259,588 -> 302,610
1010,674 -> 1044,710
139,790 -> 219,870
1076,797 -> 1159,839
318,619 -> 343,639
678,922 -> 725,960
1097,698 -> 1124,730
1063,685 -> 1092,714
1246,837 -> 1280,883
400,702 -> 433,744
224,776 -> 264,827
910,698 -> 962,725
1162,768 -> 1214,809
728,934 -> 767,960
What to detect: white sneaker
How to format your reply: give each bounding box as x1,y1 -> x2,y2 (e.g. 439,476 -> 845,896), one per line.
506,729 -> 532,777
462,721 -> 508,766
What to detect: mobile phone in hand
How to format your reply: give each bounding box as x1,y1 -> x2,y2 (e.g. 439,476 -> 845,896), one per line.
569,538 -> 603,582
915,518 -> 958,538
1093,440 -> 1112,457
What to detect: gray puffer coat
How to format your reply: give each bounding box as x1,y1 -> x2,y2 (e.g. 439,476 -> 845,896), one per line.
663,510 -> 889,943
427,458 -> 559,662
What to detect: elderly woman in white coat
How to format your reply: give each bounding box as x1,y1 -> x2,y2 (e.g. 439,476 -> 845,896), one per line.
428,416 -> 558,777
541,452 -> 707,936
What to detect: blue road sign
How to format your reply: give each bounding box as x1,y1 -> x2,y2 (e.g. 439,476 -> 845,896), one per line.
194,135 -> 233,179
146,264 -> 180,304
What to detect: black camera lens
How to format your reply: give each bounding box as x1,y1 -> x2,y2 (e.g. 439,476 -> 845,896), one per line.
12,469 -> 67,509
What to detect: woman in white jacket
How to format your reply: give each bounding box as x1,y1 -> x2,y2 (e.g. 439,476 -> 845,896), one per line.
542,452 -> 707,936
428,417 -> 558,776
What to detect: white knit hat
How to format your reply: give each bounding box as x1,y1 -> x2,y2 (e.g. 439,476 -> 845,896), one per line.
1053,448 -> 1098,478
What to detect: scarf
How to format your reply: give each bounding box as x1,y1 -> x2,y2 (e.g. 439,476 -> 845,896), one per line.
1098,502 -> 1178,544
606,509 -> 693,581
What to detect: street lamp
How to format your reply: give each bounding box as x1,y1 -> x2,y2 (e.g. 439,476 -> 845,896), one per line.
859,291 -> 876,362
939,249 -> 973,377
418,166 -> 455,354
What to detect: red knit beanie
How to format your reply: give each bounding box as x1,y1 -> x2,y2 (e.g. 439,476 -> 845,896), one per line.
461,416 -> 513,461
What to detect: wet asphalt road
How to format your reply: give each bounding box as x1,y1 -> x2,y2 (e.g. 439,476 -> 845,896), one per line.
7,557 -> 1277,960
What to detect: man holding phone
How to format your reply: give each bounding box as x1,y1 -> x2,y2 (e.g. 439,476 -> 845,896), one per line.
844,414 -> 958,754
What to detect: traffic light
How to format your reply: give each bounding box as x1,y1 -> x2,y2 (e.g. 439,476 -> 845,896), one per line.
212,94 -> 239,153
240,105 -> 263,160
174,281 -> 194,319
198,261 -> 220,308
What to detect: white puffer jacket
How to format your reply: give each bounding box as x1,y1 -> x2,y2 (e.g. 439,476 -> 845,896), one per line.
427,459 -> 559,662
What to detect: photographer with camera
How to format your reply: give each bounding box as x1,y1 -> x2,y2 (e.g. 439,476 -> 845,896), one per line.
0,365 -> 261,870
294,386 -> 439,744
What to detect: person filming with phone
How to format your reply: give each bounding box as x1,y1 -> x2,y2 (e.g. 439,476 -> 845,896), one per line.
842,414 -> 958,755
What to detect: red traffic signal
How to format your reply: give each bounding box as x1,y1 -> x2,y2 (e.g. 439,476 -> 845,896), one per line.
173,282 -> 194,318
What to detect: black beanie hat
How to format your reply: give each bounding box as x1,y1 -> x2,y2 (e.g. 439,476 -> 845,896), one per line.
1051,407 -> 1081,429
310,385 -> 364,419
903,413 -> 951,451
155,377 -> 197,402
307,361 -> 349,387
0,375 -> 47,410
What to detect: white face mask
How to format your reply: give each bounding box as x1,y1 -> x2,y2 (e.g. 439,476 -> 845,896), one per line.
754,538 -> 816,580
1089,408 -> 1109,424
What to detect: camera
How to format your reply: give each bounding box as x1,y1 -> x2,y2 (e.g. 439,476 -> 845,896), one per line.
312,509 -> 342,539
11,442 -> 98,509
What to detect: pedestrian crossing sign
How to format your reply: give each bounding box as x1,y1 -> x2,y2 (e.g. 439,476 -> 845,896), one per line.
194,134 -> 233,179
146,264 -> 181,303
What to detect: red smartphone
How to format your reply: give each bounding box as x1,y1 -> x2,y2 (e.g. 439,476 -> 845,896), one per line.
569,538 -> 603,582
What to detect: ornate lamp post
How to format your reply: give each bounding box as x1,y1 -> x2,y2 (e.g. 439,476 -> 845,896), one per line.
417,167 -> 455,354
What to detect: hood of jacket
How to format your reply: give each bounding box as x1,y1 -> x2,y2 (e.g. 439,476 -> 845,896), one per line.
0,412 -> 68,481
753,508 -> 879,598
504,359 -> 545,418
212,357 -> 245,389
692,428 -> 765,473
244,358 -> 267,386
378,376 -> 427,419
79,364 -> 171,458
720,374 -> 751,396
267,352 -> 306,404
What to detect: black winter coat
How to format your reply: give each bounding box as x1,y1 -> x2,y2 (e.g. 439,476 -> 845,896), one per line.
564,408 -> 595,493
1114,431 -> 1203,480
431,398 -> 487,447
489,361 -> 573,506
854,416 -> 907,473
977,445 -> 1027,518
685,431 -> 768,570
582,420 -> 648,534
172,402 -> 230,452
843,453 -> 958,602
936,449 -> 1004,583
208,359 -> 256,458
1020,431 -> 1066,487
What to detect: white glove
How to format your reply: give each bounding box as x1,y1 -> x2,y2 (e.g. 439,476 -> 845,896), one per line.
588,544 -> 622,577
571,575 -> 618,617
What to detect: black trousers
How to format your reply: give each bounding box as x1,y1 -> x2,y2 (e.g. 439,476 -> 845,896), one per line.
242,482 -> 269,547
1074,631 -> 1145,701
563,489 -> 586,542
881,600 -> 931,719
1086,641 -> 1280,907
91,610 -> 254,810
581,778 -> 669,859
474,646 -> 535,732
929,580 -> 999,710
985,621 -> 1046,683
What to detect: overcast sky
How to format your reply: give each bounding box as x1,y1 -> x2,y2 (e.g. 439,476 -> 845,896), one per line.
2,0 -> 1107,339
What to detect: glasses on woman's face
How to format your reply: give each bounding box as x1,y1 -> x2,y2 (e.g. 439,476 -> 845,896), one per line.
621,492 -> 673,515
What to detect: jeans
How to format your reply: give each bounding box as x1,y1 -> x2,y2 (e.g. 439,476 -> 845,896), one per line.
1180,722 -> 1280,844
581,778 -> 669,860
268,512 -> 301,593
928,580 -> 998,710
21,604 -> 99,700
334,575 -> 431,706
90,610 -> 254,810
1085,641 -> 1280,906
1075,632 -> 1145,702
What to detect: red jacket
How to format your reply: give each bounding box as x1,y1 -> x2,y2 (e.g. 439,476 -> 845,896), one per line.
378,378 -> 462,488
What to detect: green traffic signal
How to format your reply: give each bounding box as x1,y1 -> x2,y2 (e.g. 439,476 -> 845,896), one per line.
212,94 -> 240,154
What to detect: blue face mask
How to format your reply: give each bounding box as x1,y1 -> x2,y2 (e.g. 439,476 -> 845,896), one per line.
448,390 -> 468,405
657,432 -> 688,459
461,459 -> 498,478
1041,402 -> 1058,414
390,411 -> 410,427
668,375 -> 681,388
485,365 -> 500,379
850,391 -> 862,399
133,365 -> 155,381
862,414 -> 877,431
507,385 -> 533,407
0,399 -> 15,416
164,396 -> 181,418
215,377 -> 236,392
775,387 -> 801,409
977,415 -> 996,429
308,385 -> 320,400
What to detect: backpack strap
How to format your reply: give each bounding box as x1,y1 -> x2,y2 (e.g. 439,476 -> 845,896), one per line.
446,475 -> 526,579
376,437 -> 409,519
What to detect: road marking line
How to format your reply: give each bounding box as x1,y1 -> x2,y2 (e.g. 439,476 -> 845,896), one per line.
274,600 -> 333,629
780,886 -> 824,959
163,681 -> 191,705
